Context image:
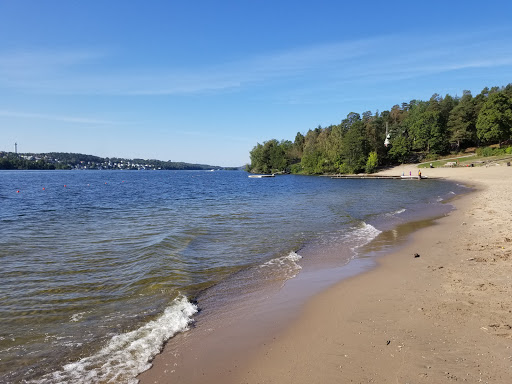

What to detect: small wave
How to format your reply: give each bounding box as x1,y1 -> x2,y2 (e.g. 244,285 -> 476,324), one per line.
70,312 -> 87,322
32,296 -> 197,384
386,208 -> 406,217
349,223 -> 382,251
259,251 -> 303,280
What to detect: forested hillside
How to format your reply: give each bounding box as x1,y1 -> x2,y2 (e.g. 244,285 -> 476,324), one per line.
248,85 -> 512,174
0,152 -> 222,171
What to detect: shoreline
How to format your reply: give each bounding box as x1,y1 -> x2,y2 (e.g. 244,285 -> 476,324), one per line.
139,165 -> 512,383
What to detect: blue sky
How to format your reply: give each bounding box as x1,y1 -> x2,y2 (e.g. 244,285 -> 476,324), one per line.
1,1 -> 511,166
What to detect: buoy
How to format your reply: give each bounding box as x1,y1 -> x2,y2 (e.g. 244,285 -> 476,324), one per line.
42,187 -> 45,190
17,190 -> 20,193
64,185 -> 67,187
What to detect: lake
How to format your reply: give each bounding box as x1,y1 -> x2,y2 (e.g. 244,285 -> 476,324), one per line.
0,170 -> 465,383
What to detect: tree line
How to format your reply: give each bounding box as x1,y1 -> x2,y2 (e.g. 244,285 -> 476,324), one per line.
0,154 -> 64,170
247,84 -> 512,174
0,152 -> 222,171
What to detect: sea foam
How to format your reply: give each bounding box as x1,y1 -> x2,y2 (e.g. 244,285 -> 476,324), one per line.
348,223 -> 382,252
31,296 -> 197,384
260,251 -> 303,280
386,208 -> 406,217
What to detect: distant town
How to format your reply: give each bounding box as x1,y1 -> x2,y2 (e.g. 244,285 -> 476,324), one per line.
0,148 -> 233,171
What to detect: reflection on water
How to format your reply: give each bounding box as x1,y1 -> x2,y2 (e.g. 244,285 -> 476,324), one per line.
0,170 -> 465,383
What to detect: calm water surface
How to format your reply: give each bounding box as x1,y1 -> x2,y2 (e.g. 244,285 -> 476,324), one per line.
0,170 -> 466,383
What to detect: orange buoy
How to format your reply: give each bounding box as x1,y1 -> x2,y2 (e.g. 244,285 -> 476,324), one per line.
64,185 -> 67,187
17,190 -> 20,193
42,187 -> 45,190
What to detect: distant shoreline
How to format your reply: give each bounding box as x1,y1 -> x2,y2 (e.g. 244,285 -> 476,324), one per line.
0,151 -> 235,171
0,167 -> 240,171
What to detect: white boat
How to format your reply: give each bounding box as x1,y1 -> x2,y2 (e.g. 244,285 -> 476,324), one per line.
248,173 -> 275,178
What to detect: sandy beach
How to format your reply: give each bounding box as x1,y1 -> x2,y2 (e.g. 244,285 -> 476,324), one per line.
140,164 -> 512,384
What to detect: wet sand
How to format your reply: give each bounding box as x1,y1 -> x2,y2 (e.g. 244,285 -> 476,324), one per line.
140,164 -> 512,384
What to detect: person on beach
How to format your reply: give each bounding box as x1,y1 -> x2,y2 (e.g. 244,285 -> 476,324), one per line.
418,170 -> 422,178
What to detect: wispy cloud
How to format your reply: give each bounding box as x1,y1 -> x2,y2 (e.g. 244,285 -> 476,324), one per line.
0,50 -> 101,70
0,109 -> 129,125
0,37 -> 389,95
0,30 -> 511,96
0,49 -> 102,84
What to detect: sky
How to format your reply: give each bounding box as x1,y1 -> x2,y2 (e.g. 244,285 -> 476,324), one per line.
1,1 -> 511,167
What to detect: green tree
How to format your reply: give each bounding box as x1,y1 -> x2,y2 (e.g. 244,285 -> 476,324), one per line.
388,136 -> 411,163
476,92 -> 512,145
447,90 -> 477,149
339,121 -> 368,173
268,140 -> 287,171
341,112 -> 361,131
402,101 -> 428,151
301,129 -> 325,174
247,83 -> 511,173
327,124 -> 345,168
363,114 -> 388,163
365,151 -> 378,173
250,139 -> 292,173
439,94 -> 456,131
502,83 -> 512,99
290,132 -> 305,160
403,95 -> 448,154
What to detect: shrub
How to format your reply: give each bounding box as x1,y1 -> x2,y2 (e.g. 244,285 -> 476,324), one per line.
365,152 -> 378,174
290,163 -> 302,174
477,147 -> 496,157
476,146 -> 509,157
424,153 -> 440,161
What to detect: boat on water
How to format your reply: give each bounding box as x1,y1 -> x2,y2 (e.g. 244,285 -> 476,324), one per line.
248,173 -> 275,178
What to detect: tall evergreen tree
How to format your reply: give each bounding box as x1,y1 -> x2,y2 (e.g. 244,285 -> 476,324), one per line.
447,90 -> 477,149
476,92 -> 512,145
339,121 -> 369,173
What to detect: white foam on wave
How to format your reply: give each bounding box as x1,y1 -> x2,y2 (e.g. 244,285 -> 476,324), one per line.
386,208 -> 406,217
260,251 -> 303,279
32,295 -> 197,384
70,312 -> 87,322
348,223 -> 382,252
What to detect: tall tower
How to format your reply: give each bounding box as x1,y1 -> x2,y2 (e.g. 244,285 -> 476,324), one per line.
15,142 -> 17,154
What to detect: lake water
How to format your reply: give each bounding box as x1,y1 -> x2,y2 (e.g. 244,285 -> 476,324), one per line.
0,170 -> 466,383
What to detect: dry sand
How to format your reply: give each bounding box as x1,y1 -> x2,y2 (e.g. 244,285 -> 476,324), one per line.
140,164 -> 512,384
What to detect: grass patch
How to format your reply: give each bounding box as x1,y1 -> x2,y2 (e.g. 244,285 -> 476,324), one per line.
418,153 -> 512,168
